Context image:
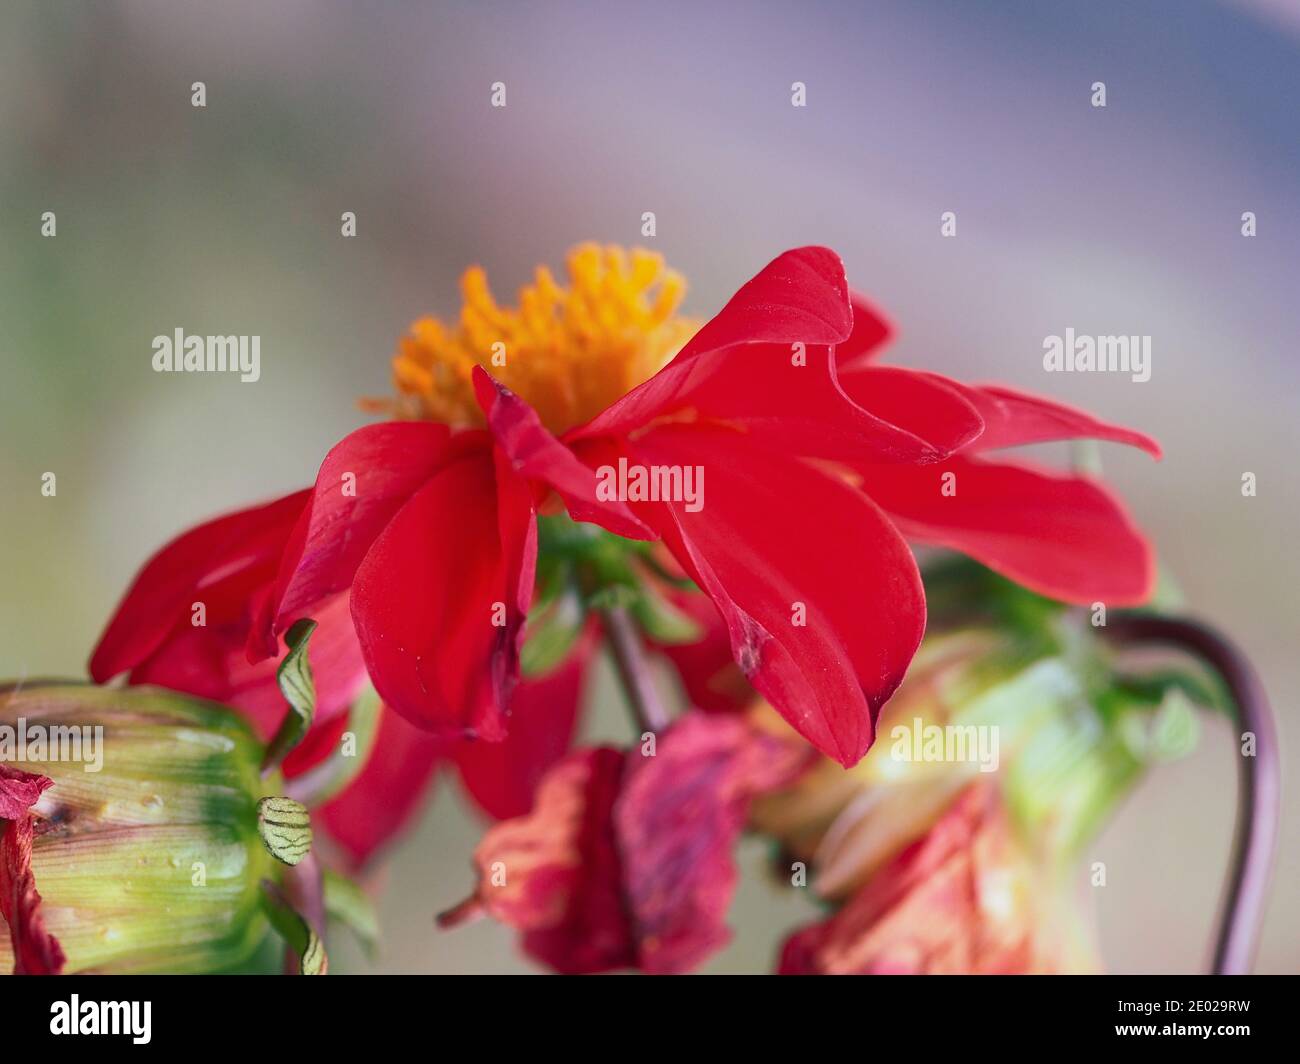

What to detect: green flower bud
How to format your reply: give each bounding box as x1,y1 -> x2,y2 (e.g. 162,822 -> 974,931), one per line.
0,683 -> 283,974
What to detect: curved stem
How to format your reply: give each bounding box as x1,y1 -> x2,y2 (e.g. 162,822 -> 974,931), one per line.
599,605 -> 671,735
1104,613 -> 1279,974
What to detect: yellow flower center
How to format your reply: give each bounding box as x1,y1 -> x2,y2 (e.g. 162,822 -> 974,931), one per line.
371,243 -> 697,434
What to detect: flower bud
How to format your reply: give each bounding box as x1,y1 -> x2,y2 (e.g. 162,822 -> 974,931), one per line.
0,683 -> 281,974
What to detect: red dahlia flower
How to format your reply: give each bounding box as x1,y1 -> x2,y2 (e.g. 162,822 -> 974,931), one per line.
93,243 -> 1158,789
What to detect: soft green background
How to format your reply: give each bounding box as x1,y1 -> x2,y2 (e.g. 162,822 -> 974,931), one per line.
1,1 -> 1295,972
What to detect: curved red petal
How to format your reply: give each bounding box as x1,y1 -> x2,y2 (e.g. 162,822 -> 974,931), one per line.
90,490 -> 310,683
454,631 -> 595,820
836,291 -> 897,368
960,382 -> 1162,458
350,451 -> 532,738
861,455 -> 1156,605
252,421 -> 454,660
570,247 -> 854,443
471,366 -> 652,540
834,364 -> 985,457
632,426 -> 926,767
317,704 -> 447,869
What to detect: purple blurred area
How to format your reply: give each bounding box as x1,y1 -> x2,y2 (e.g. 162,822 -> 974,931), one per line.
0,0 -> 1295,972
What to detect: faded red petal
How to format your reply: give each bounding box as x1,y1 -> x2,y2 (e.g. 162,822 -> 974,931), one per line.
454,631 -> 595,820
472,367 -> 652,540
90,490 -> 310,683
0,769 -> 65,976
860,455 -> 1155,605
350,451 -> 532,738
465,747 -> 634,974
836,291 -> 897,368
632,425 -> 926,767
454,715 -> 807,974
615,714 -> 809,974
251,421 -> 453,660
317,704 -> 448,869
778,786 -> 1040,975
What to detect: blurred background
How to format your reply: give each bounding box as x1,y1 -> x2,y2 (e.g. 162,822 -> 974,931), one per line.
1,0 -> 1296,973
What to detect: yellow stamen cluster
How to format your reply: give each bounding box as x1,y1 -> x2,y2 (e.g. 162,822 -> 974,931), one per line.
372,243 -> 698,434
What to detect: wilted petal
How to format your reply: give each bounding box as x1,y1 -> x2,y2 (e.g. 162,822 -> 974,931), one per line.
0,768 -> 65,975
615,714 -> 809,973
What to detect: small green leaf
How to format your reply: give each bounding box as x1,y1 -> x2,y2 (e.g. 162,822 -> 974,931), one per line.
261,618 -> 318,774
261,880 -> 328,975
521,590 -> 585,676
323,869 -> 379,958
257,796 -> 313,866
629,585 -> 703,645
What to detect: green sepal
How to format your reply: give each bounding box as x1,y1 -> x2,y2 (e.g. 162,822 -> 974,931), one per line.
323,869 -> 380,959
261,880 -> 327,975
261,618 -> 318,774
257,796 -> 313,866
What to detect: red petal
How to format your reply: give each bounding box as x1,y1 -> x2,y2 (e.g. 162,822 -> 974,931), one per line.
570,247 -> 854,443
350,451 -> 531,737
468,747 -> 634,974
632,425 -> 926,767
860,455 -> 1156,605
131,588 -> 366,744
649,589 -> 754,714
960,382 -> 1162,458
472,367 -> 653,540
615,714 -> 809,973
0,769 -> 65,976
252,422 -> 453,659
835,364 -> 984,456
676,246 -> 853,359
90,491 -> 309,682
454,632 -> 594,820
317,704 -> 447,869
836,291 -> 897,368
